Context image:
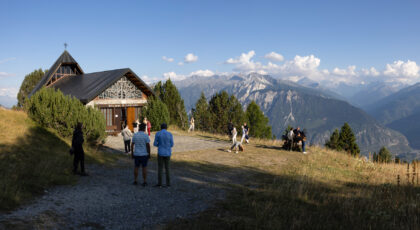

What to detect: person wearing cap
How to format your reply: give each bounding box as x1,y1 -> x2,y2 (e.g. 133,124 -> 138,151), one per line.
153,123 -> 174,187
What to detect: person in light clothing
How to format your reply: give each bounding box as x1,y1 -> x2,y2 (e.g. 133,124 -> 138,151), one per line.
231,126 -> 237,144
121,125 -> 133,154
153,123 -> 174,187
188,117 -> 195,132
131,123 -> 150,186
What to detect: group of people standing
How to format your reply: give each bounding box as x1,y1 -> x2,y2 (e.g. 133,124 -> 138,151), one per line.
284,126 -> 307,154
227,121 -> 250,154
71,118 -> 174,188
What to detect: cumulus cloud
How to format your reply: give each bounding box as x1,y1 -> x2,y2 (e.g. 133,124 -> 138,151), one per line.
332,65 -> 357,76
190,69 -> 215,77
0,87 -> 18,97
225,50 -> 264,72
384,60 -> 419,78
184,53 -> 198,63
163,71 -> 187,81
162,56 -> 174,62
361,67 -> 380,77
264,52 -> 284,62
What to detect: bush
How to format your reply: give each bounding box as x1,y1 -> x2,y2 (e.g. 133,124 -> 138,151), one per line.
25,88 -> 106,142
143,96 -> 170,131
17,69 -> 46,107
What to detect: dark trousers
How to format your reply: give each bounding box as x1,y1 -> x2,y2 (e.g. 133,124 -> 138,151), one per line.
124,140 -> 131,153
158,156 -> 170,186
73,152 -> 85,173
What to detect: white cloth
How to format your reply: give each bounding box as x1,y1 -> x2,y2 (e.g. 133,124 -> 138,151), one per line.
232,127 -> 237,144
121,128 -> 133,141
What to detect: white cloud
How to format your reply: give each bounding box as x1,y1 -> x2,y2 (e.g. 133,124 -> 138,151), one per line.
225,50 -> 264,72
178,62 -> 184,66
190,69 -> 214,77
384,60 -> 419,78
332,65 -> 357,76
162,56 -> 174,62
0,72 -> 15,78
0,57 -> 16,64
361,67 -> 380,77
163,72 -> 187,81
184,53 -> 198,63
0,87 -> 18,97
264,52 -> 284,62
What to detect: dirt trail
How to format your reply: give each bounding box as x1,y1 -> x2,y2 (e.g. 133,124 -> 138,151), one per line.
0,134 -> 236,230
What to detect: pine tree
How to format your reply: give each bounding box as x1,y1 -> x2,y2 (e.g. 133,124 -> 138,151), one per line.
337,123 -> 360,156
378,146 -> 392,163
143,96 -> 170,132
208,91 -> 245,134
325,129 -> 340,150
153,79 -> 188,129
245,101 -> 272,139
17,69 -> 46,107
193,92 -> 211,131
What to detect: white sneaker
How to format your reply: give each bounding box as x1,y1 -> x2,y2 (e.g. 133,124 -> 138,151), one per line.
303,152 -> 307,154
227,149 -> 231,153
246,140 -> 249,143
235,151 -> 238,154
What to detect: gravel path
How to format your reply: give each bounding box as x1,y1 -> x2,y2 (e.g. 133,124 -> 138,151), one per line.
0,133 -> 232,230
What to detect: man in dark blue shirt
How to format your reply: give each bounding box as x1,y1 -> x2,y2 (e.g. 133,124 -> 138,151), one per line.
153,123 -> 174,187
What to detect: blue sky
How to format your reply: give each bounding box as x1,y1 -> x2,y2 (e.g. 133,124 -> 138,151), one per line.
1,0 -> 420,99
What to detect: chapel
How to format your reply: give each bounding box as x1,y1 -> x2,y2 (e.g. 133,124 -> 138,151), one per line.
30,50 -> 154,133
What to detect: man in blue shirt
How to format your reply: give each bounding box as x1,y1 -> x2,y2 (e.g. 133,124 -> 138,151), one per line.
153,123 -> 174,187
131,123 -> 150,186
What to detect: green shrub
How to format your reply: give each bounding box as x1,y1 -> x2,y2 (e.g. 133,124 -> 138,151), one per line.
143,96 -> 170,131
24,87 -> 106,142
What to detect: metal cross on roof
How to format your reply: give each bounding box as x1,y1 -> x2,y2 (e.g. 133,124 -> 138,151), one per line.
64,43 -> 68,50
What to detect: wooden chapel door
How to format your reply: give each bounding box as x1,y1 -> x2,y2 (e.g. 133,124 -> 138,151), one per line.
127,107 -> 135,131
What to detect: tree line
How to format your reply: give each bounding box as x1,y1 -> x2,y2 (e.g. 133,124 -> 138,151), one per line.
146,79 -> 273,139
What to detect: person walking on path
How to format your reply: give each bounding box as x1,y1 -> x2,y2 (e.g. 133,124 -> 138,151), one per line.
153,123 -> 174,187
231,126 -> 237,144
188,117 -> 195,132
146,119 -> 152,136
71,122 -> 87,176
228,139 -> 244,154
121,125 -> 133,154
131,123 -> 151,186
244,122 -> 250,143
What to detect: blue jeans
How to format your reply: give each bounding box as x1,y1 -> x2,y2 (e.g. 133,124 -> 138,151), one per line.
302,141 -> 306,152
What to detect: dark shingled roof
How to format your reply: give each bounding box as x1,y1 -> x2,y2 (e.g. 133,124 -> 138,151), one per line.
29,50 -> 84,96
51,68 -> 155,104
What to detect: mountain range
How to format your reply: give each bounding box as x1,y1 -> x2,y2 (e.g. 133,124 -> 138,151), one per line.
174,73 -> 418,160
365,82 -> 420,150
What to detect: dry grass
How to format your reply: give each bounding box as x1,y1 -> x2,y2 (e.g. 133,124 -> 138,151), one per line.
0,109 -> 118,211
166,131 -> 420,230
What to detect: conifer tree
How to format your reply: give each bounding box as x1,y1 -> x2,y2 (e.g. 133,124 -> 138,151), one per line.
208,91 -> 244,134
153,79 -> 188,129
193,92 -> 211,131
337,123 -> 360,156
17,69 -> 46,107
378,146 -> 392,163
325,129 -> 340,150
245,101 -> 272,139
143,96 -> 170,131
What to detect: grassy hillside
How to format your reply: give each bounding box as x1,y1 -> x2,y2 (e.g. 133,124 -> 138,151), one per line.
0,108 -> 116,211
167,129 -> 420,229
